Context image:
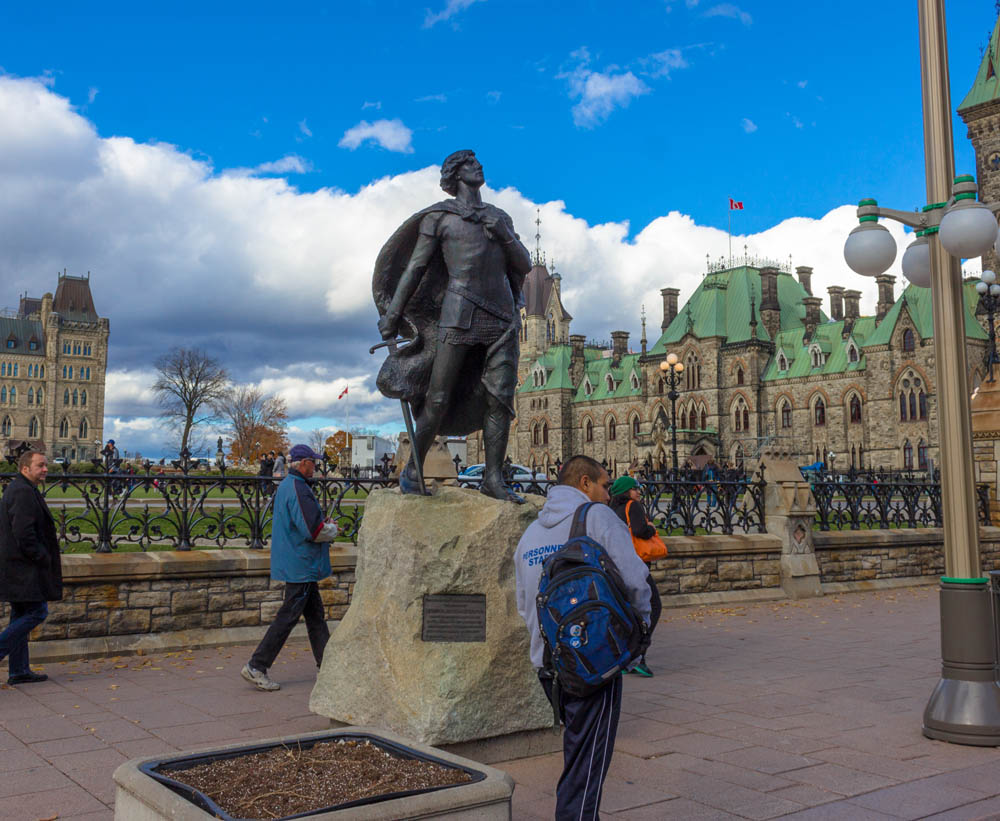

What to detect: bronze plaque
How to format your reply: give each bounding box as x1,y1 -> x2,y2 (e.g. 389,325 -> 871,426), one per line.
422,594 -> 486,642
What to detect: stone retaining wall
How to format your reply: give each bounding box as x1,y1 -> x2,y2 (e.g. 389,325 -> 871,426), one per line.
0,548 -> 356,642
813,527 -> 1000,583
648,535 -> 783,595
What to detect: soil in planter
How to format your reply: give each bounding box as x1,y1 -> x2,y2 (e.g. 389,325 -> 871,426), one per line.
155,738 -> 474,820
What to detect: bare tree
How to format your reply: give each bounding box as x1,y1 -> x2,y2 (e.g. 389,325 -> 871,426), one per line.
308,428 -> 330,456
215,385 -> 289,461
152,348 -> 229,454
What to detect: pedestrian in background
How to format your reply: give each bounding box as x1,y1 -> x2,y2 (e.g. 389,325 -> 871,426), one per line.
0,451 -> 62,685
609,474 -> 666,678
242,444 -> 339,692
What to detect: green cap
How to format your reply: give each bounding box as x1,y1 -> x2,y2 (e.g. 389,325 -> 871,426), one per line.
609,475 -> 639,497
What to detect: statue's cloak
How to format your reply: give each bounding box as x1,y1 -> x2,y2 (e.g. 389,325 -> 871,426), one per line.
372,199 -> 523,435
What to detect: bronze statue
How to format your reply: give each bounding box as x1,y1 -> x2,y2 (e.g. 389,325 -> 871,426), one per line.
373,150 -> 531,502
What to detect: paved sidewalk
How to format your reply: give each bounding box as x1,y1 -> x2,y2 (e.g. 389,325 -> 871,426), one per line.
2,586 -> 1000,819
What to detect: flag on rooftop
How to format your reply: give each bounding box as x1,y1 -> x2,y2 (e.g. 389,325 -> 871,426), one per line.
338,386 -> 348,399
729,199 -> 744,210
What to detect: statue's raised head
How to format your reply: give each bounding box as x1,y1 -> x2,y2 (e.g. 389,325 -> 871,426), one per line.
440,149 -> 477,195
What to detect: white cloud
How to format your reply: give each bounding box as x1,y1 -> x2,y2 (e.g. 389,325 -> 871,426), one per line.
646,49 -> 689,78
87,87 -> 98,104
362,101 -> 381,110
423,0 -> 485,28
338,118 -> 414,153
486,90 -> 502,103
415,93 -> 447,103
249,154 -> 312,175
741,117 -> 757,133
705,3 -> 752,24
561,50 -> 650,128
797,80 -> 808,88
298,118 -> 312,138
0,74 -> 911,459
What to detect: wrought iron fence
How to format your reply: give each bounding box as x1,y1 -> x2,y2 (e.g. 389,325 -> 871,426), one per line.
809,467 -> 992,530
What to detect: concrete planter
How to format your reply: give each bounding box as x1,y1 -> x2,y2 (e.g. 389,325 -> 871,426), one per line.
113,726 -> 514,820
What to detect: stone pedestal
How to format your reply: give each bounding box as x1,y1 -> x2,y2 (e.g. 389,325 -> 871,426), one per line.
759,449 -> 823,599
309,487 -> 553,748
391,434 -> 458,486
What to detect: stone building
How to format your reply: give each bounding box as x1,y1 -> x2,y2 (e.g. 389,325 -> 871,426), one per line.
467,258 -> 988,476
1,273 -> 110,461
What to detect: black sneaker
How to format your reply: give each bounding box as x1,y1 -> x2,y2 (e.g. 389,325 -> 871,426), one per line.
8,671 -> 48,685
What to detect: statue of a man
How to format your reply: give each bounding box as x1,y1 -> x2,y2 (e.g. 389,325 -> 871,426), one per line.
373,150 -> 532,502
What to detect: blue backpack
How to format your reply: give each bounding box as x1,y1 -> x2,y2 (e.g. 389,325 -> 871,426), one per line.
536,503 -> 649,701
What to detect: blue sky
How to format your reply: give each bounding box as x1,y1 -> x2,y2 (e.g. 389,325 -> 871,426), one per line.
0,1 -> 995,457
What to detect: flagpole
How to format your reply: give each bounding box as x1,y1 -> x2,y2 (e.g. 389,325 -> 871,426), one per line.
728,205 -> 732,268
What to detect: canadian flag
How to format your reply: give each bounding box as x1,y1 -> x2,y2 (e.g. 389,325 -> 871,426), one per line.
729,199 -> 744,210
338,386 -> 348,400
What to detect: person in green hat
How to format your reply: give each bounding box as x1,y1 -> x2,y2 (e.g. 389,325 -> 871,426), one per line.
609,474 -> 665,677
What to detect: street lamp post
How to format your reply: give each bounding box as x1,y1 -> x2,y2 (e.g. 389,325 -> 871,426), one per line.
660,354 -> 684,474
976,270 -> 1000,381
842,0 -> 1000,746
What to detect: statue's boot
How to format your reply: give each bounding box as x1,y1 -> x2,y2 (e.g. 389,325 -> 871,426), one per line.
479,402 -> 525,504
399,463 -> 432,496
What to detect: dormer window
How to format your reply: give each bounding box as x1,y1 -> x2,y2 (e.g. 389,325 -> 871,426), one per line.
809,345 -> 825,368
584,378 -> 593,396
5,335 -> 15,349
847,343 -> 859,363
630,372 -> 640,390
28,337 -> 38,351
605,374 -> 615,392
778,353 -> 788,372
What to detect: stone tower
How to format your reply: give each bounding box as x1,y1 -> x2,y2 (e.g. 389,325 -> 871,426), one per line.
958,12 -> 1000,274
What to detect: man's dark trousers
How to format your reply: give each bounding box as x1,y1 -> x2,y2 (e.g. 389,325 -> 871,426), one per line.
250,582 -> 329,671
0,602 -> 48,677
541,673 -> 623,820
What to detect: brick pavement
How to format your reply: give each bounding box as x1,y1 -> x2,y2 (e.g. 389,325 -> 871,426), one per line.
2,586 -> 1000,819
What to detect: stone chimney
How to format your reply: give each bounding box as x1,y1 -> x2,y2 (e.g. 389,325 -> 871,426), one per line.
844,290 -> 861,321
875,274 -> 895,321
759,267 -> 781,340
570,334 -> 586,387
827,286 -> 845,322
610,330 -> 629,362
40,292 -> 52,328
803,297 -> 823,341
660,288 -> 680,331
796,266 -> 814,296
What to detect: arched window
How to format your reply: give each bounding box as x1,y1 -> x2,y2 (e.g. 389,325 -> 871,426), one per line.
542,422 -> 549,445
585,418 -> 594,442
697,364 -> 702,388
733,407 -> 740,431
27,387 -> 34,405
918,440 -> 929,471
605,374 -> 615,393
903,440 -> 913,470
849,395 -> 862,424
608,418 -> 617,441
781,401 -> 791,429
79,418 -> 88,438
700,409 -> 707,430
909,391 -> 916,420
657,378 -> 664,395
0,416 -> 9,436
63,389 -> 70,406
72,389 -> 78,406
899,393 -> 907,421
736,367 -> 744,385
814,398 -> 826,426
28,416 -> 38,438
59,418 -> 69,438
81,390 -> 87,407
631,415 -> 640,438
8,387 -> 14,405
902,328 -> 915,352
36,387 -> 43,405
681,410 -> 688,430
743,407 -> 749,431
778,354 -> 788,371
848,345 -> 859,363
532,423 -> 540,446
919,391 -> 927,420
0,387 -> 5,403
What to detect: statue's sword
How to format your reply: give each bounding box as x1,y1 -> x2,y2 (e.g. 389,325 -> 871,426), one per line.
368,337 -> 427,495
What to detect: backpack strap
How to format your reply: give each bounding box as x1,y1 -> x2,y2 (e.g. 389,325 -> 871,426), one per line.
568,502 -> 595,541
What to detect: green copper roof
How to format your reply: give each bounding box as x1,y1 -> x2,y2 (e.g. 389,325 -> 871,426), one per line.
959,15 -> 1000,113
762,318 -> 870,381
574,352 -> 643,402
518,345 -> 574,393
863,280 -> 986,347
649,267 -> 822,354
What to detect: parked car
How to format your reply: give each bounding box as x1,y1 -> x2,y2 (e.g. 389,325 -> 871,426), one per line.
458,463 -> 548,486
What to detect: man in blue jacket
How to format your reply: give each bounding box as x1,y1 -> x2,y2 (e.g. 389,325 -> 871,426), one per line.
242,444 -> 339,691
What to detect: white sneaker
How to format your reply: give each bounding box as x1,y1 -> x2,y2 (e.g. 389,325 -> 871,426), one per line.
241,663 -> 280,691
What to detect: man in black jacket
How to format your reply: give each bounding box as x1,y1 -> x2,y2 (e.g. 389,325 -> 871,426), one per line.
0,451 -> 62,685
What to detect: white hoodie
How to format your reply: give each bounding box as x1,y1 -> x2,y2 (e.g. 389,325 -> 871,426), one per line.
514,484 -> 655,668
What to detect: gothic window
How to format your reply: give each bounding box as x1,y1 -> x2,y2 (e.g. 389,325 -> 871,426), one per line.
81,390 -> 87,407
72,389 -> 78,407
584,378 -> 593,396
631,415 -> 640,438
899,393 -> 907,421
36,387 -> 43,405
681,409 -> 688,429
8,387 -> 14,405
542,422 -> 549,445
27,388 -> 33,405
79,418 -> 88,439
28,417 -> 38,438
608,418 -> 617,441
918,440 -> 929,471
658,378 -> 664,395
743,407 -> 749,431
701,409 -> 707,430
814,398 -> 826,426
630,372 -> 640,390
0,416 -> 8,436
59,418 -> 69,438
585,419 -> 593,443
778,354 -> 788,372
848,344 -> 859,363
532,424 -> 540,446
902,328 -> 915,352
903,440 -> 913,470
697,364 -> 702,388
736,367 -> 744,385
733,407 -> 741,431
909,391 -> 916,420
781,401 -> 791,429
606,374 -> 615,392
919,391 -> 927,420
849,395 -> 862,424
12,364 -> 16,377
0,387 -> 6,403
39,365 -> 43,378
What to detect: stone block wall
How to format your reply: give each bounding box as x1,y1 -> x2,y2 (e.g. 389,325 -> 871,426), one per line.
813,527 -> 1000,583
648,534 -> 783,595
0,548 -> 356,642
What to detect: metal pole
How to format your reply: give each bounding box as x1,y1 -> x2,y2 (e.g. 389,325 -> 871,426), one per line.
920,0 -> 1000,746
669,375 -> 679,474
